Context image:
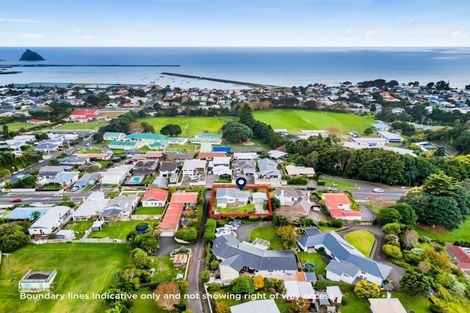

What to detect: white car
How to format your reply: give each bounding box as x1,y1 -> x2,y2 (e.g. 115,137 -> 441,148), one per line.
373,188 -> 384,193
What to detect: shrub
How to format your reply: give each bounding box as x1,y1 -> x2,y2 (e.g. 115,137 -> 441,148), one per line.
287,176 -> 308,185
231,275 -> 255,294
383,244 -> 403,259
429,304 -> 444,313
200,271 -> 210,283
203,219 -> 217,241
382,222 -> 402,235
319,220 -> 327,226
175,227 -> 198,242
354,279 -> 381,299
329,219 -> 344,228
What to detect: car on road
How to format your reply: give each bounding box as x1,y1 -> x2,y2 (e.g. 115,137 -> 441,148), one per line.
328,186 -> 338,191
373,188 -> 384,193
10,198 -> 22,203
53,193 -> 62,197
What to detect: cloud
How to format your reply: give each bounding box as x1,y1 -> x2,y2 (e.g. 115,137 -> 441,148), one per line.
365,29 -> 379,35
451,30 -> 467,38
17,33 -> 44,40
345,27 -> 353,33
0,17 -> 42,24
406,17 -> 417,25
80,35 -> 94,39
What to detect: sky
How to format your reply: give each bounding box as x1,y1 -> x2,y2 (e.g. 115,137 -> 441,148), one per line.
0,0 -> 470,47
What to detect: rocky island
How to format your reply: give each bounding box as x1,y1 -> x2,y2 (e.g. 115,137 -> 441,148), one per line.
19,49 -> 45,61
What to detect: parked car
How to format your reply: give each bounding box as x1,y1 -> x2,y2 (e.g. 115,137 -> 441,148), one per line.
373,188 -> 384,193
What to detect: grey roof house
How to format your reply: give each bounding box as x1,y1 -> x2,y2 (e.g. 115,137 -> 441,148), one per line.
297,229 -> 391,285
212,234 -> 298,282
257,158 -> 281,179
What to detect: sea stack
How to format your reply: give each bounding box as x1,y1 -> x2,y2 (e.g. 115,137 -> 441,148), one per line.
19,49 -> 45,61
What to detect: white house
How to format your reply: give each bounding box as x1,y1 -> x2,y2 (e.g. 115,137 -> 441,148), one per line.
101,165 -> 132,185
28,206 -> 73,236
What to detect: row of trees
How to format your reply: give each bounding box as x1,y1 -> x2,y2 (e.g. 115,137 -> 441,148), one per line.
0,151 -> 42,180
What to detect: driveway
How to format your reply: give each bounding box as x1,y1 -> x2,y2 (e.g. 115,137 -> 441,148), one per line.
337,225 -> 405,288
236,221 -> 273,242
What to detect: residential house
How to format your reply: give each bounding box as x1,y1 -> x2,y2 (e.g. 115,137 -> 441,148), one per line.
28,206 -> 73,236
230,300 -> 280,313
58,155 -> 90,166
233,152 -> 258,160
377,131 -> 404,143
73,192 -> 109,221
297,229 -> 392,285
133,159 -> 159,175
298,130 -> 329,139
323,193 -> 361,221
447,245 -> 470,274
216,188 -> 250,208
49,171 -> 79,187
182,159 -> 206,182
212,234 -> 298,282
192,133 -> 222,144
101,165 -> 132,186
275,188 -> 314,219
104,194 -> 140,218
141,188 -> 169,207
72,172 -> 101,190
257,158 -> 281,179
368,298 -> 407,313
159,191 -> 198,236
234,159 -> 257,177
285,165 -> 315,177
284,280 -> 316,300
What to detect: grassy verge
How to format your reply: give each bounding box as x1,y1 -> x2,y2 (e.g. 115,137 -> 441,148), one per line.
134,207 -> 165,215
414,218 -> 470,243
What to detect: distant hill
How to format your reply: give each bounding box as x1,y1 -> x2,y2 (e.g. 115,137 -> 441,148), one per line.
19,49 -> 45,61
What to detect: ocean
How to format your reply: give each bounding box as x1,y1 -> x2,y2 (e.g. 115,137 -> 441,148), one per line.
1,47 -> 470,88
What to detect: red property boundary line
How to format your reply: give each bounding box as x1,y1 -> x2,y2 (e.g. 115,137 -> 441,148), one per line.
210,184 -> 273,217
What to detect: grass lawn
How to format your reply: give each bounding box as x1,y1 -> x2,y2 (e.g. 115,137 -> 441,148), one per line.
219,204 -> 256,214
5,122 -> 34,132
0,244 -> 130,313
319,225 -> 345,232
135,207 -> 165,215
150,256 -> 185,283
56,121 -> 107,130
415,218 -> 470,243
77,149 -> 102,154
318,175 -> 357,189
89,220 -> 151,239
138,116 -> 233,136
131,290 -> 168,313
316,281 -> 369,313
63,221 -> 92,239
298,252 -> 326,275
344,230 -> 375,257
392,292 -> 431,313
249,226 -> 283,250
253,109 -> 375,134
167,143 -> 199,152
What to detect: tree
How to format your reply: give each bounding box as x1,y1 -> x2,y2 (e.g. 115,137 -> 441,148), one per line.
175,227 -> 198,242
403,229 -> 418,248
2,125 -> 8,134
215,301 -> 230,313
200,271 -> 210,283
231,275 -> 255,294
141,122 -> 155,133
203,219 -> 217,241
422,172 -> 455,196
127,231 -> 159,254
131,248 -> 150,269
160,124 -> 182,137
265,197 -> 280,211
379,207 -> 401,224
400,270 -> 433,296
154,282 -> 180,311
253,275 -> 265,290
290,299 -> 310,313
222,122 -> 253,143
382,222 -> 402,235
275,225 -> 298,249
354,279 -> 381,298
390,203 -> 417,225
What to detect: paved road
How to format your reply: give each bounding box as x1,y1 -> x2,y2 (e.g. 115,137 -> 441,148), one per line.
320,175 -> 409,201
337,225 -> 405,288
0,191 -> 91,205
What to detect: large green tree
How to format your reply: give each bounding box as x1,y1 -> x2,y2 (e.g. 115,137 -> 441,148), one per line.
400,270 -> 433,296
222,122 -> 253,143
160,124 -> 182,136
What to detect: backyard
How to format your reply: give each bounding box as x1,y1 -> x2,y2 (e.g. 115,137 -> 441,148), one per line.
0,244 -> 130,313
253,109 -> 375,134
248,226 -> 283,250
134,207 -> 165,215
89,220 -> 151,239
415,219 -> 470,243
150,256 -> 185,283
298,252 -> 326,275
137,116 -> 233,136
63,221 -> 92,239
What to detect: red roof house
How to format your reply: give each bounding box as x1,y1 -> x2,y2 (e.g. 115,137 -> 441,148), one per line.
323,193 -> 362,221
159,192 -> 199,236
198,151 -> 226,160
141,188 -> 169,207
68,109 -> 100,122
447,245 -> 470,274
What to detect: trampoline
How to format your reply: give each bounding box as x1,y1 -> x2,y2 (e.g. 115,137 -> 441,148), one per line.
303,262 -> 317,271
135,223 -> 149,234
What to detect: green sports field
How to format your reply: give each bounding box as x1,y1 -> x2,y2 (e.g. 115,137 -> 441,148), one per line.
56,121 -> 108,130
253,109 -> 375,134
0,244 -> 130,313
137,116 -> 233,136
4,122 -> 34,132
